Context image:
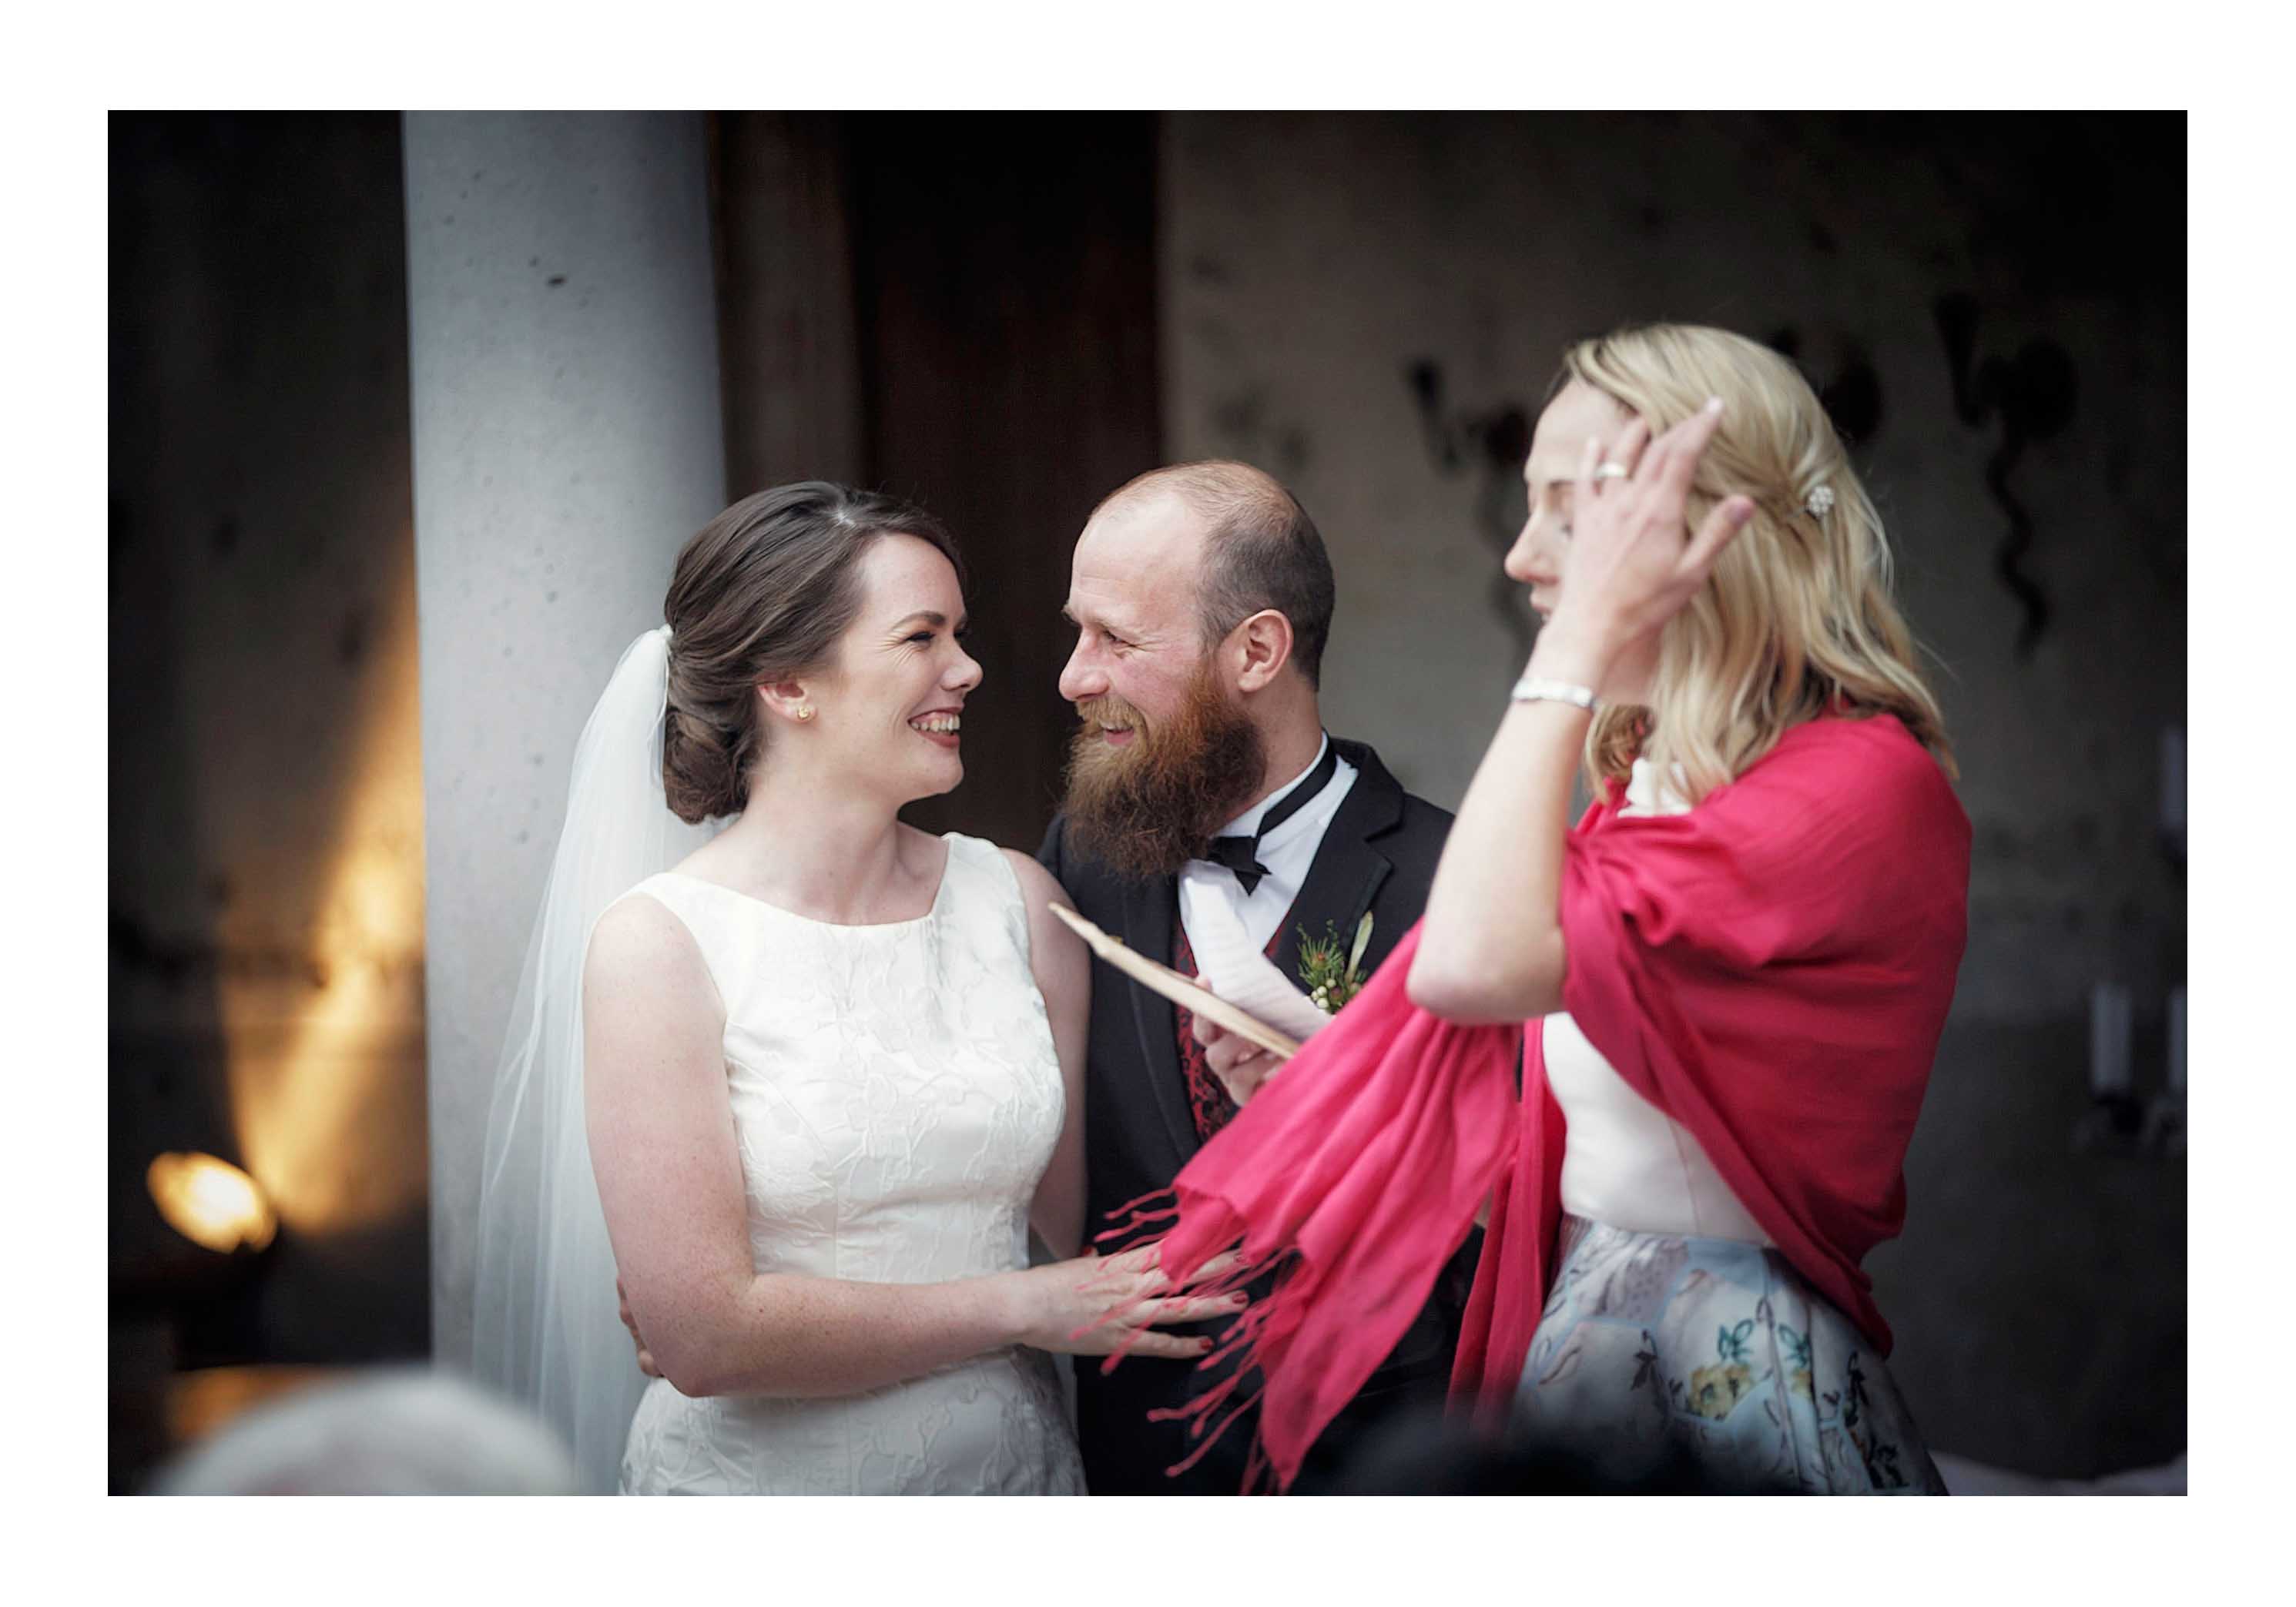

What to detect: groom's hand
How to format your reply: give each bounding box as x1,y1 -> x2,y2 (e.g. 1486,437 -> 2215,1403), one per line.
617,1276 -> 662,1380
1191,982 -> 1280,1106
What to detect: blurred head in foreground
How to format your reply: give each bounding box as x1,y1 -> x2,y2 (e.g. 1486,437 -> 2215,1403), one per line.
152,1368 -> 579,1495
1332,1404 -> 1765,1495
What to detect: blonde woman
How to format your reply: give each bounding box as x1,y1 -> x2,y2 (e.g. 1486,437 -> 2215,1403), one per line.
1151,325 -> 1967,1495
1409,323 -> 1963,1493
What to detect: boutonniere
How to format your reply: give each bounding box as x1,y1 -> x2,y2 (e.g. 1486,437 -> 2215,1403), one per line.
1297,912 -> 1375,1013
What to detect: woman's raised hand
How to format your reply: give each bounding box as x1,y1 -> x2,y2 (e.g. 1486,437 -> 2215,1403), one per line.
1547,399 -> 1755,666
1010,1244 -> 1247,1361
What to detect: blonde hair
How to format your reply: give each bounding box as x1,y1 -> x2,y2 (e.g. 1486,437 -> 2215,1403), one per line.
1554,323 -> 1955,801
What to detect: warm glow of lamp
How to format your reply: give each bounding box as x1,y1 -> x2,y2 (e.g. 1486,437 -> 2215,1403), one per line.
223,548 -> 429,1236
147,1152 -> 279,1254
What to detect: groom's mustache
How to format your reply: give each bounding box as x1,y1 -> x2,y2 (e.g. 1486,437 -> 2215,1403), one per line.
1073,694 -> 1146,736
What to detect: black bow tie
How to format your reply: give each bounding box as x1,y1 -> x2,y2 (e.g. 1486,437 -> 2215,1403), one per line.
1202,740 -> 1338,896
1202,834 -> 1273,895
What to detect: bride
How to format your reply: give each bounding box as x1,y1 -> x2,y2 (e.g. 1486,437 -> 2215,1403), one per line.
471,482 -> 1235,1494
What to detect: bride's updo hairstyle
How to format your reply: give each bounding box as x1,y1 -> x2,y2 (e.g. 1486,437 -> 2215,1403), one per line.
1551,323 -> 1954,803
661,481 -> 964,823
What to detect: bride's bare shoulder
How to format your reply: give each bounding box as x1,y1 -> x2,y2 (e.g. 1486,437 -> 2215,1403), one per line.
997,845 -> 1066,911
585,891 -> 712,1009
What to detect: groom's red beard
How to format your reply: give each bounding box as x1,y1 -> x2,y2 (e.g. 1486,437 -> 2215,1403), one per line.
1061,662 -> 1267,881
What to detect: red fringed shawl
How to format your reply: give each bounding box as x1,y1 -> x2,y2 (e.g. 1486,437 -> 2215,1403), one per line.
1109,715 -> 1970,1492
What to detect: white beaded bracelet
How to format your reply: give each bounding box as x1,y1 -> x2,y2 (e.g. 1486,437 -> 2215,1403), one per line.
1508,675 -> 1600,711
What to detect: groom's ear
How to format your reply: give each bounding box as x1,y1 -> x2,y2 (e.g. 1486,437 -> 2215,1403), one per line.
1229,608 -> 1295,694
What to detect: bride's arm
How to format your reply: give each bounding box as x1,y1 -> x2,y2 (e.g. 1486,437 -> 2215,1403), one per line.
1008,850 -> 1090,1260
585,895 -> 1211,1400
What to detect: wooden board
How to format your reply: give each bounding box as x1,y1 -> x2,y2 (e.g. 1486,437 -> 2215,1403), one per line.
1048,903 -> 1302,1061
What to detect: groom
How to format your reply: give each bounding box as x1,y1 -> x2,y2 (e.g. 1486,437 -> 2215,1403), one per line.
1038,460 -> 1475,1495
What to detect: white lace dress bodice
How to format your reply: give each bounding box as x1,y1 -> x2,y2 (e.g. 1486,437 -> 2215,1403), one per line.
613,833 -> 1085,1495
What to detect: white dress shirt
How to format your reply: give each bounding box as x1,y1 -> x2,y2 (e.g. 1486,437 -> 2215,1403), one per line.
1177,734 -> 1359,963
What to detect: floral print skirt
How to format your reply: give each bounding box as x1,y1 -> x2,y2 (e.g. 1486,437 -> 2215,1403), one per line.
1511,1215 -> 1945,1495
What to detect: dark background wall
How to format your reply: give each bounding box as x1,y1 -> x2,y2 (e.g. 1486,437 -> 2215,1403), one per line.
110,113 -> 431,1400
112,111 -> 2182,1483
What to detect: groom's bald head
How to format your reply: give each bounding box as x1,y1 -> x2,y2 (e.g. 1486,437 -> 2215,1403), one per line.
1089,460 -> 1336,690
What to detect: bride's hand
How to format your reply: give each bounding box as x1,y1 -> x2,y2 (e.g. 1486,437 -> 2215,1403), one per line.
618,1275 -> 662,1379
1011,1244 -> 1248,1360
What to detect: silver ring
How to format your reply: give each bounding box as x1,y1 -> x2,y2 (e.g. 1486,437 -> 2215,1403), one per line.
1592,462 -> 1631,481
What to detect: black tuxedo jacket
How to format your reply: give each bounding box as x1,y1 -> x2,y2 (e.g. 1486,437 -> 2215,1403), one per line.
1036,735 -> 1478,1494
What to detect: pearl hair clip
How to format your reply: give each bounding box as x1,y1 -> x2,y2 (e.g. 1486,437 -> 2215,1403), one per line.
1804,484 -> 1835,518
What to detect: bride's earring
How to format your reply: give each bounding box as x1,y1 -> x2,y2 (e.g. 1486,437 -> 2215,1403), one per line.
795,705 -> 816,722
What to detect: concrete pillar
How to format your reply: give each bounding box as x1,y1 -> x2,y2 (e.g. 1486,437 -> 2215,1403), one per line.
404,112 -> 726,1369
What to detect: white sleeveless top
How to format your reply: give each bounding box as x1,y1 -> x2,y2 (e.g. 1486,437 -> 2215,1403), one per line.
612,832 -> 1085,1494
1544,762 -> 1773,1245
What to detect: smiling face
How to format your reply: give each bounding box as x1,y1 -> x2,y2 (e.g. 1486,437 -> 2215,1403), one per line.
1057,490 -> 1211,744
1507,377 -> 1661,701
1054,491 -> 1265,875
801,532 -> 981,807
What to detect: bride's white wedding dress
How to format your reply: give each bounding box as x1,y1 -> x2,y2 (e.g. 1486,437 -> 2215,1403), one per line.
613,832 -> 1085,1495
